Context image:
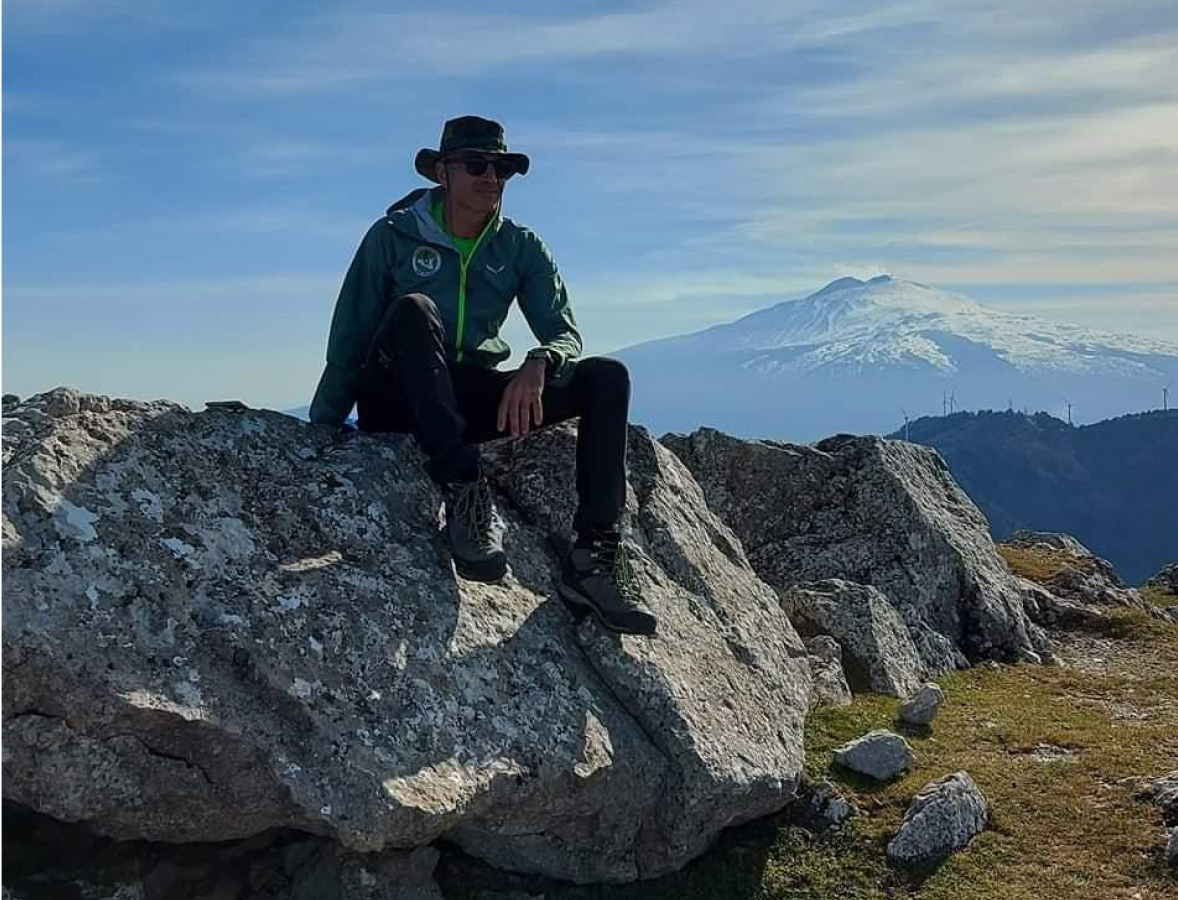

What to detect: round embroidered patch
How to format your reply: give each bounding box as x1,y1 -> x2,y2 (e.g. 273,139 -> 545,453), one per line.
412,246 -> 442,278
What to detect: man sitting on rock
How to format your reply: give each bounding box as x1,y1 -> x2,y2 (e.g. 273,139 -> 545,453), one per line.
309,115 -> 656,636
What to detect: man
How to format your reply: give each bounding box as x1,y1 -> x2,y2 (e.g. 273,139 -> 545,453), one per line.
309,116 -> 656,637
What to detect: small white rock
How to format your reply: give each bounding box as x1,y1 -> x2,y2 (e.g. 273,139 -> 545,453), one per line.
899,683 -> 945,726
834,729 -> 914,781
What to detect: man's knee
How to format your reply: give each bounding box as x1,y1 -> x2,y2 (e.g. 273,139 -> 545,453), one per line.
389,292 -> 440,325
576,356 -> 630,395
368,294 -> 441,370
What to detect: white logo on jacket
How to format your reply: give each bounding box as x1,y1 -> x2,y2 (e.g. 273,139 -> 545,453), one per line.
412,247 -> 442,278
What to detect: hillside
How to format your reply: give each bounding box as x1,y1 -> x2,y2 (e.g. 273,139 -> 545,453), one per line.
892,409 -> 1178,583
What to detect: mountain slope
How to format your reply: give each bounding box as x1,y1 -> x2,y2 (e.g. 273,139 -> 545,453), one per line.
617,276 -> 1178,440
892,409 -> 1178,583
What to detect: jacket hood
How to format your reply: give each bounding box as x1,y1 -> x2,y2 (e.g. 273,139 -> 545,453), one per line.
387,187 -> 431,217
386,187 -> 503,246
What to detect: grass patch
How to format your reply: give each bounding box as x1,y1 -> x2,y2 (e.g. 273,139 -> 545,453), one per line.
1142,585 -> 1178,610
799,630 -> 1178,900
996,545 -> 1094,583
1080,607 -> 1178,645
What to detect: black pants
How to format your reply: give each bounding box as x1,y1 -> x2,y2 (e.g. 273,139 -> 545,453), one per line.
357,293 -> 630,533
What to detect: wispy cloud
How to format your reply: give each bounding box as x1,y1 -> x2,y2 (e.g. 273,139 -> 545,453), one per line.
2,0 -> 209,32
7,0 -> 1178,408
226,138 -> 381,179
170,0 -> 953,98
3,138 -> 102,180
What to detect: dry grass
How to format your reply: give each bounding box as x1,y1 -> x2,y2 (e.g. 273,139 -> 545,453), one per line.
1142,585 -> 1178,610
801,614 -> 1178,899
996,544 -> 1096,583
441,610 -> 1178,899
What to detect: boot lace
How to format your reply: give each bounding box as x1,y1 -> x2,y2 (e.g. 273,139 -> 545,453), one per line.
589,531 -> 641,603
451,478 -> 496,553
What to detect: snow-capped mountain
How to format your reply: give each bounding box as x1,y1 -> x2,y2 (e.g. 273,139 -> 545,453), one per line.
616,276 -> 1178,441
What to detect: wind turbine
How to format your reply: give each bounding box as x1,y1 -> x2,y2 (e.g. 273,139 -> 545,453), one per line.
1165,383 -> 1171,412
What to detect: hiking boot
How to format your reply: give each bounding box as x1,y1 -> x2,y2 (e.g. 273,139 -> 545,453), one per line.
443,476 -> 507,582
559,528 -> 658,636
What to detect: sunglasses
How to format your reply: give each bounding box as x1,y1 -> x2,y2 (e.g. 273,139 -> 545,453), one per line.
447,156 -> 517,180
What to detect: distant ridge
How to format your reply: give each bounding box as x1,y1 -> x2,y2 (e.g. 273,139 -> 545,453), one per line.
891,408 -> 1178,583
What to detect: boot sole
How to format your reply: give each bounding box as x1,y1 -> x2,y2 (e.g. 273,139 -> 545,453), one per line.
557,581 -> 657,636
454,553 -> 507,583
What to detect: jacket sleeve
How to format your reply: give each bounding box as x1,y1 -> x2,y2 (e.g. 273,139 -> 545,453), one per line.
515,230 -> 582,380
309,220 -> 395,426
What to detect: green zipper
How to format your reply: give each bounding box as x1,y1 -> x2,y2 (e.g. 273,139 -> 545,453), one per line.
453,214 -> 497,363
455,257 -> 469,363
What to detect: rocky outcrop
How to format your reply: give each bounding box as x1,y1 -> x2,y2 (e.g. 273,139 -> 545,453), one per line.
803,636 -> 852,709
1005,531 -> 1089,556
886,771 -> 989,866
1139,771 -> 1178,827
1147,564 -> 1178,595
2,389 -> 811,884
1000,531 -> 1149,613
1015,576 -> 1110,630
662,429 -> 1054,672
785,580 -> 923,697
833,730 -> 914,781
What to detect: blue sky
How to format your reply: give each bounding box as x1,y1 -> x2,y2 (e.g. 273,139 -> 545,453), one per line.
4,0 -> 1177,410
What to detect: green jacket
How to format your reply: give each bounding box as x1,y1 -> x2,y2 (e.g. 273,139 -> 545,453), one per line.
309,186 -> 582,426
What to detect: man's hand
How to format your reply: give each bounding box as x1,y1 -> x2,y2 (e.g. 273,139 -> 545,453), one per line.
497,358 -> 546,437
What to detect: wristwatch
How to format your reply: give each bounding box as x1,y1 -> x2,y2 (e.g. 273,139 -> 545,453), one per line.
525,347 -> 555,371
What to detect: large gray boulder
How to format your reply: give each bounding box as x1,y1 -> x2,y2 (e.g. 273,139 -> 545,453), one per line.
2,389 -> 811,884
886,771 -> 989,865
786,580 -> 923,697
662,429 -> 1054,671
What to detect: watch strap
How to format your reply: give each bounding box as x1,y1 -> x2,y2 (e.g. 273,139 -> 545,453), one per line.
526,348 -> 555,370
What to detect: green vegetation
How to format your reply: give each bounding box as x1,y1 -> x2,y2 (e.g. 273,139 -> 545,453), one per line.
440,610 -> 1178,899
799,626 -> 1178,899
1142,585 -> 1178,610
996,544 -> 1094,583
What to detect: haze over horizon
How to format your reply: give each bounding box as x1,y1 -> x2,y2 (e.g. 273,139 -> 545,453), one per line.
4,0 -> 1177,412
